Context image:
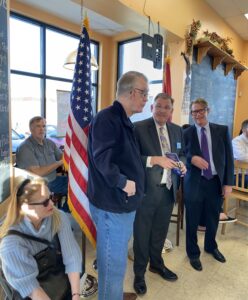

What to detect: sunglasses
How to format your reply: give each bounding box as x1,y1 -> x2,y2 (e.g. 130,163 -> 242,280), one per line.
28,194 -> 55,207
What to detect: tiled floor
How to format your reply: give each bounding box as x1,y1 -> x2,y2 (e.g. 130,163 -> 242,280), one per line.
75,210 -> 248,300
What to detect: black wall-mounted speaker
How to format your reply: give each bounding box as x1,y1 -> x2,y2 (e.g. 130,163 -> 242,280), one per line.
141,33 -> 154,62
153,34 -> 163,69
141,33 -> 163,69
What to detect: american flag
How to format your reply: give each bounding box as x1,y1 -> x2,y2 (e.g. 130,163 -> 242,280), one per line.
162,55 -> 172,96
64,18 -> 96,247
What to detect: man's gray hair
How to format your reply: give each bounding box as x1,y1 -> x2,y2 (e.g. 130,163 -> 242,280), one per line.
29,116 -> 45,129
116,71 -> 148,98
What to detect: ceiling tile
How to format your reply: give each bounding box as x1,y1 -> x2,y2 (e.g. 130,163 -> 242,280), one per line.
233,0 -> 248,13
205,0 -> 240,18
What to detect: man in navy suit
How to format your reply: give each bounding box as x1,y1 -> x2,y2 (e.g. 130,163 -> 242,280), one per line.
183,98 -> 234,271
133,93 -> 186,294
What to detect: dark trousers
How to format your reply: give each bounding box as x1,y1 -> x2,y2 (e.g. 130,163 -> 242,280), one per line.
185,176 -> 222,259
133,186 -> 174,277
48,175 -> 68,195
48,176 -> 69,212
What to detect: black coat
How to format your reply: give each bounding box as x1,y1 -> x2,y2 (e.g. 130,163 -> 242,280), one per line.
134,117 -> 185,201
87,101 -> 145,213
183,123 -> 234,202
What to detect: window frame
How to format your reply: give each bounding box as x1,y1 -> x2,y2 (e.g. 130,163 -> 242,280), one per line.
117,37 -> 164,122
10,12 -> 99,118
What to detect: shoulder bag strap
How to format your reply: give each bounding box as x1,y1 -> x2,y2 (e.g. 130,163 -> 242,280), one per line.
6,230 -> 54,248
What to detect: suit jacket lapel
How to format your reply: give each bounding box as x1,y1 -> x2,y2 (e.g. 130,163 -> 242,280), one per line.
209,123 -> 217,156
148,118 -> 162,155
167,122 -> 175,152
193,125 -> 201,153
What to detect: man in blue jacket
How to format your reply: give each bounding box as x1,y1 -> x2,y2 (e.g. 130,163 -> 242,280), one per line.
87,71 -> 148,300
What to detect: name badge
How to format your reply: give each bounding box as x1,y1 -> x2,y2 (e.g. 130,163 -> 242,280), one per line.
176,142 -> 181,149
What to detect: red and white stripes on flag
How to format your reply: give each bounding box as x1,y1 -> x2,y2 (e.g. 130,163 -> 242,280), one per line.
64,18 -> 96,247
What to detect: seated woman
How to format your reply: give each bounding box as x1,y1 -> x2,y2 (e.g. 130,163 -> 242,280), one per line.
0,177 -> 82,300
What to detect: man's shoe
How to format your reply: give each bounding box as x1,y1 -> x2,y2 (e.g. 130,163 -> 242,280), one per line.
149,265 -> 178,281
189,258 -> 202,271
133,276 -> 147,295
123,292 -> 137,300
219,216 -> 237,224
207,249 -> 226,263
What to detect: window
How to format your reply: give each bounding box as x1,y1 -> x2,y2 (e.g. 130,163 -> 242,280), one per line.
10,13 -> 99,152
118,38 -> 163,122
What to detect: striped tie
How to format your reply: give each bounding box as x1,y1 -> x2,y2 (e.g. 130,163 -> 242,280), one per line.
159,127 -> 172,189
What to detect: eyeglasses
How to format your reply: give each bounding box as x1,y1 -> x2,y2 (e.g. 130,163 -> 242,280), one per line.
133,88 -> 149,98
29,194 -> 55,207
191,108 -> 207,116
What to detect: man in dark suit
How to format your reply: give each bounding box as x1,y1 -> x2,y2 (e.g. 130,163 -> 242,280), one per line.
183,98 -> 234,271
133,93 -> 186,295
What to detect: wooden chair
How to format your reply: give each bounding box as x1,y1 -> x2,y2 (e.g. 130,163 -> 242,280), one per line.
170,178 -> 184,246
222,160 -> 248,234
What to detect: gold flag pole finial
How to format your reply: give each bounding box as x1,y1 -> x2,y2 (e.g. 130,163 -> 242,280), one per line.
83,12 -> 90,32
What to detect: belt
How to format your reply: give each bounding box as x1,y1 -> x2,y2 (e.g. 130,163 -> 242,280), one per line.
201,175 -> 218,180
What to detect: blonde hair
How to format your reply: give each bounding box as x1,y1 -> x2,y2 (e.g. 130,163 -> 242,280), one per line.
0,177 -> 61,238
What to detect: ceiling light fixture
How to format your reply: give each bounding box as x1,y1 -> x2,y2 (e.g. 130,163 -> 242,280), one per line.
245,13 -> 248,20
63,0 -> 98,71
63,49 -> 98,71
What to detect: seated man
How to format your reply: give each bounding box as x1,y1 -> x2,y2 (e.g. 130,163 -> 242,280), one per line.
232,119 -> 248,187
16,116 -> 68,204
232,119 -> 248,163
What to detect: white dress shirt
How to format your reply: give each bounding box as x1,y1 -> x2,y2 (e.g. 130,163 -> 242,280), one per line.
232,133 -> 248,162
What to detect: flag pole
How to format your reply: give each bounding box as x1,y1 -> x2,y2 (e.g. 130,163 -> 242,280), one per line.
62,15 -> 98,298
82,231 -> 86,274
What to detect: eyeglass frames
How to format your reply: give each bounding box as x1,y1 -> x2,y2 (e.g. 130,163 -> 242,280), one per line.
28,194 -> 55,207
133,88 -> 149,98
191,108 -> 208,116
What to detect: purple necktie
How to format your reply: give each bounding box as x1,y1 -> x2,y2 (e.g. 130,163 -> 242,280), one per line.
201,127 -> 213,180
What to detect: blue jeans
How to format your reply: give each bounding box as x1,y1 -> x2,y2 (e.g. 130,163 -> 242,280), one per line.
90,203 -> 135,300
